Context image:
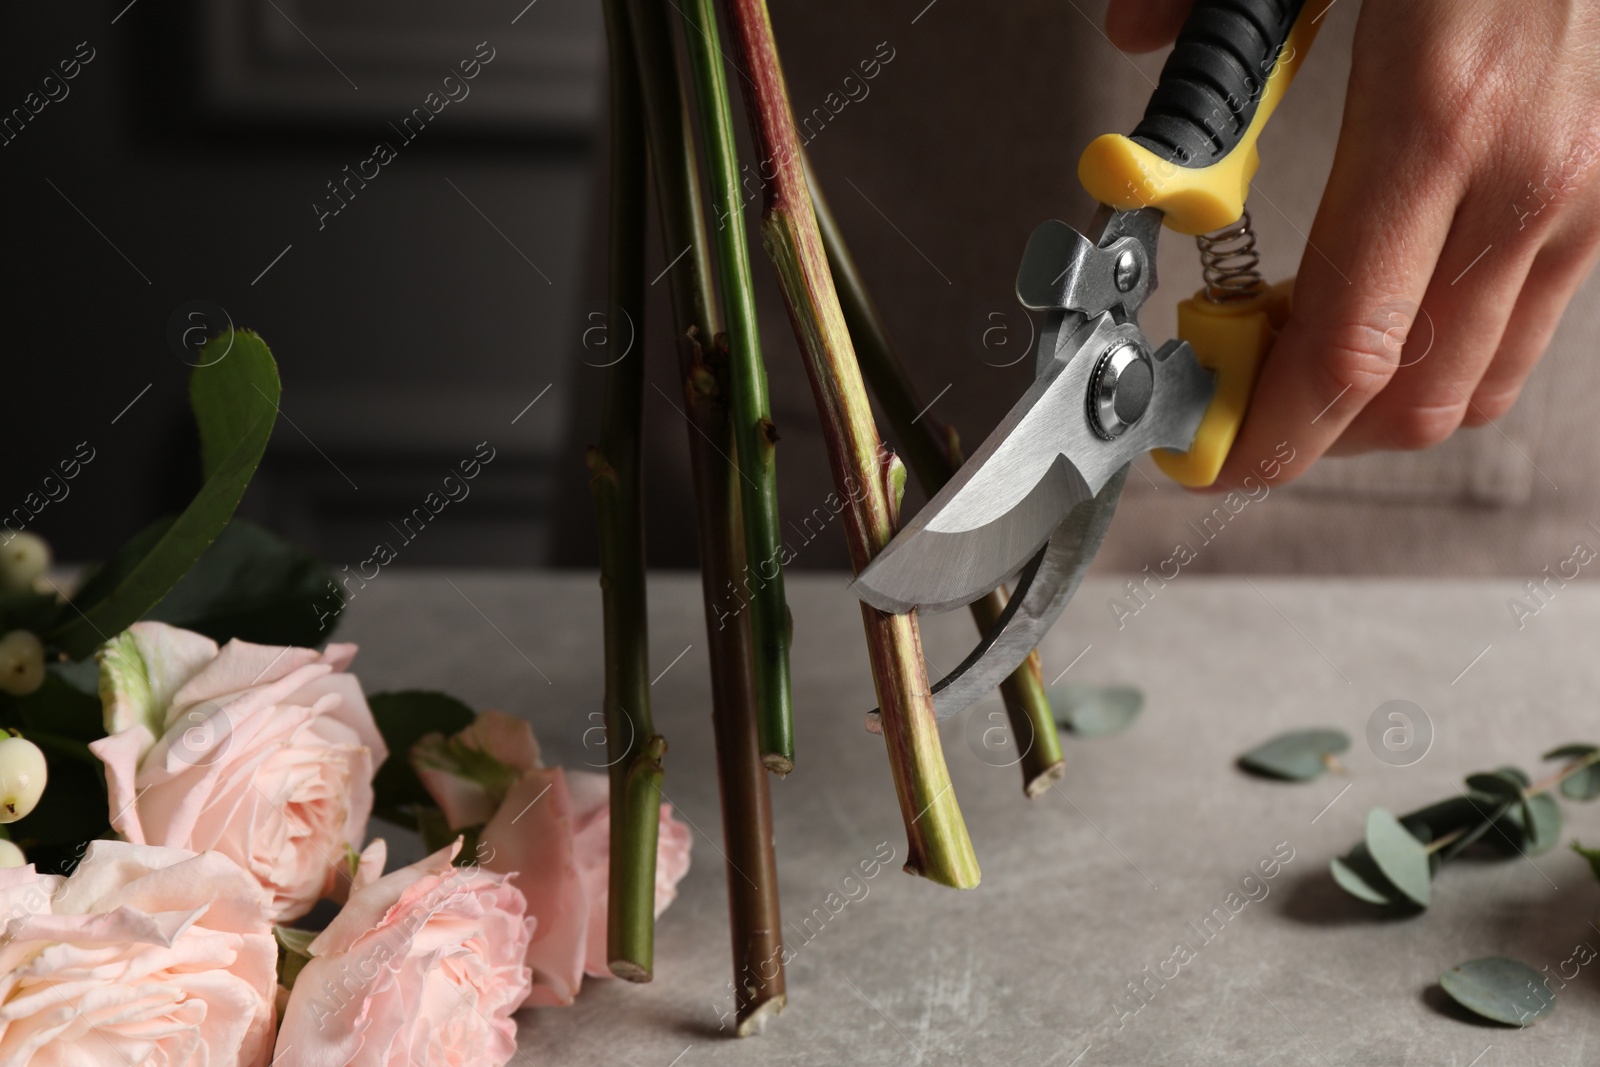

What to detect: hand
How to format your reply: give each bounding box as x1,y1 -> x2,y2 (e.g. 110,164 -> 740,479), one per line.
1108,0 -> 1600,486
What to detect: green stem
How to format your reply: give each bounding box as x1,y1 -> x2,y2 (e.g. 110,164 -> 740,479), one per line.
623,0 -> 786,1027
721,0 -> 978,888
809,167 -> 1063,798
678,0 -> 795,775
594,0 -> 663,981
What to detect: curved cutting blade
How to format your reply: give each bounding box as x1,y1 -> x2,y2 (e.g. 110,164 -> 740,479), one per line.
853,316 -> 1211,615
867,465 -> 1128,724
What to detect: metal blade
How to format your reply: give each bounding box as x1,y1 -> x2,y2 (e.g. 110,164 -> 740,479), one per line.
866,466 -> 1127,724
853,316 -> 1212,614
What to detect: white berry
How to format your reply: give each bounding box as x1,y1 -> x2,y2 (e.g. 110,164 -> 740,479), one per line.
0,533 -> 49,592
0,736 -> 46,823
0,840 -> 24,867
0,632 -> 43,698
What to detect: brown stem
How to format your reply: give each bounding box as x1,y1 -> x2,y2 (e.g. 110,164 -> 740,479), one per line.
809,166 -> 1063,798
622,0 -> 785,1028
699,342 -> 787,1035
722,0 -> 978,888
1426,754 -> 1600,857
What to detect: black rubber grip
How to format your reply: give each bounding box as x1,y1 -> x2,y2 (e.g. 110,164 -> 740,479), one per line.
1130,0 -> 1307,166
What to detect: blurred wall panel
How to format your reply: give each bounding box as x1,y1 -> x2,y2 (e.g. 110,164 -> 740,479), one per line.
0,0 -> 600,567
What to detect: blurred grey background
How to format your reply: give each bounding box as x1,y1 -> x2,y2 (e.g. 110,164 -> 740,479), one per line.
2,0 -> 1591,578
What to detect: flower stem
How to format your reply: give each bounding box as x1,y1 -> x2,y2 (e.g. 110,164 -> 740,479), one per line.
594,0 -> 664,981
809,169 -> 1063,798
721,0 -> 979,888
621,0 -> 786,1026
676,0 -> 796,777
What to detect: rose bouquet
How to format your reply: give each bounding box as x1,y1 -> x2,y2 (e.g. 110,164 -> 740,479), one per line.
0,615 -> 690,1065
0,330 -> 693,1065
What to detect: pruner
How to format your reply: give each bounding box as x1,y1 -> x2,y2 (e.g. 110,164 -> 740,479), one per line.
853,0 -> 1333,720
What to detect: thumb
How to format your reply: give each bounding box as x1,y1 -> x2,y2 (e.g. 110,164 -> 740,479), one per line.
1105,0 -> 1194,53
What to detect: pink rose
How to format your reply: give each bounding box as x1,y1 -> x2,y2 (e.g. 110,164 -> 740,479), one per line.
413,711 -> 691,1005
89,622 -> 388,921
0,840 -> 277,1065
275,840 -> 534,1067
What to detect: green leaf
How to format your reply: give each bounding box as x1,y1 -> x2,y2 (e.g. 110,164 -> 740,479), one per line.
1465,771 -> 1525,804
1522,793 -> 1563,854
1237,728 -> 1349,781
1455,801 -> 1521,857
368,690 -> 477,818
143,520 -> 341,646
0,589 -> 66,635
275,925 -> 318,991
63,519 -> 175,630
1546,745 -> 1600,800
1439,957 -> 1555,1026
12,661 -> 105,743
1401,796 -> 1485,843
1571,840 -> 1600,882
1051,683 -> 1143,738
1330,843 -> 1398,906
1560,767 -> 1600,801
1365,807 -> 1431,907
1483,793 -> 1560,857
46,331 -> 280,658
1494,765 -> 1531,788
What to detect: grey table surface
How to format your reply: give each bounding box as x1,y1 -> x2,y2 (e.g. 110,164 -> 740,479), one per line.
335,572 -> 1600,1067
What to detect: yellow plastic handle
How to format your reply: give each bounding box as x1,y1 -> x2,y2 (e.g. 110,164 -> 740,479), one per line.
1151,278 -> 1293,486
1078,0 -> 1332,236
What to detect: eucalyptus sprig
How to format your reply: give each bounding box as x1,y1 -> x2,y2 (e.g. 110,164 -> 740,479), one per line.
1331,743 -> 1600,909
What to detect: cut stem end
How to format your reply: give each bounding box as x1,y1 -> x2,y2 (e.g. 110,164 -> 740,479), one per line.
609,960 -> 653,983
735,994 -> 786,1037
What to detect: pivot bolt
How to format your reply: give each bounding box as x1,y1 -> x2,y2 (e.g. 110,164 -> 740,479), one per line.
1088,341 -> 1153,439
1113,248 -> 1141,293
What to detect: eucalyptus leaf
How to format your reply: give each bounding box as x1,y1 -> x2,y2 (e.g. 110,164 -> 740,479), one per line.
1401,796 -> 1485,843
1406,822 -> 1444,875
1480,800 -> 1533,857
1543,743 -> 1599,761
1522,793 -> 1563,854
143,520 -> 340,646
1365,807 -> 1431,907
1439,957 -> 1555,1026
1494,765 -> 1532,788
1559,767 -> 1600,801
1051,683 -> 1143,738
1441,804 -> 1516,860
1546,743 -> 1600,801
1330,842 -> 1398,906
369,690 -> 478,819
1572,841 -> 1600,882
46,331 -> 280,658
1465,771 -> 1524,804
1237,728 -> 1349,781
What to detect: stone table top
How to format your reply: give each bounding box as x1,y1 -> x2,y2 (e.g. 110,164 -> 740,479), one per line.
335,571 -> 1600,1067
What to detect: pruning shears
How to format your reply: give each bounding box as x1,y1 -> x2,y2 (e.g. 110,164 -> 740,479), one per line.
853,0 -> 1331,718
